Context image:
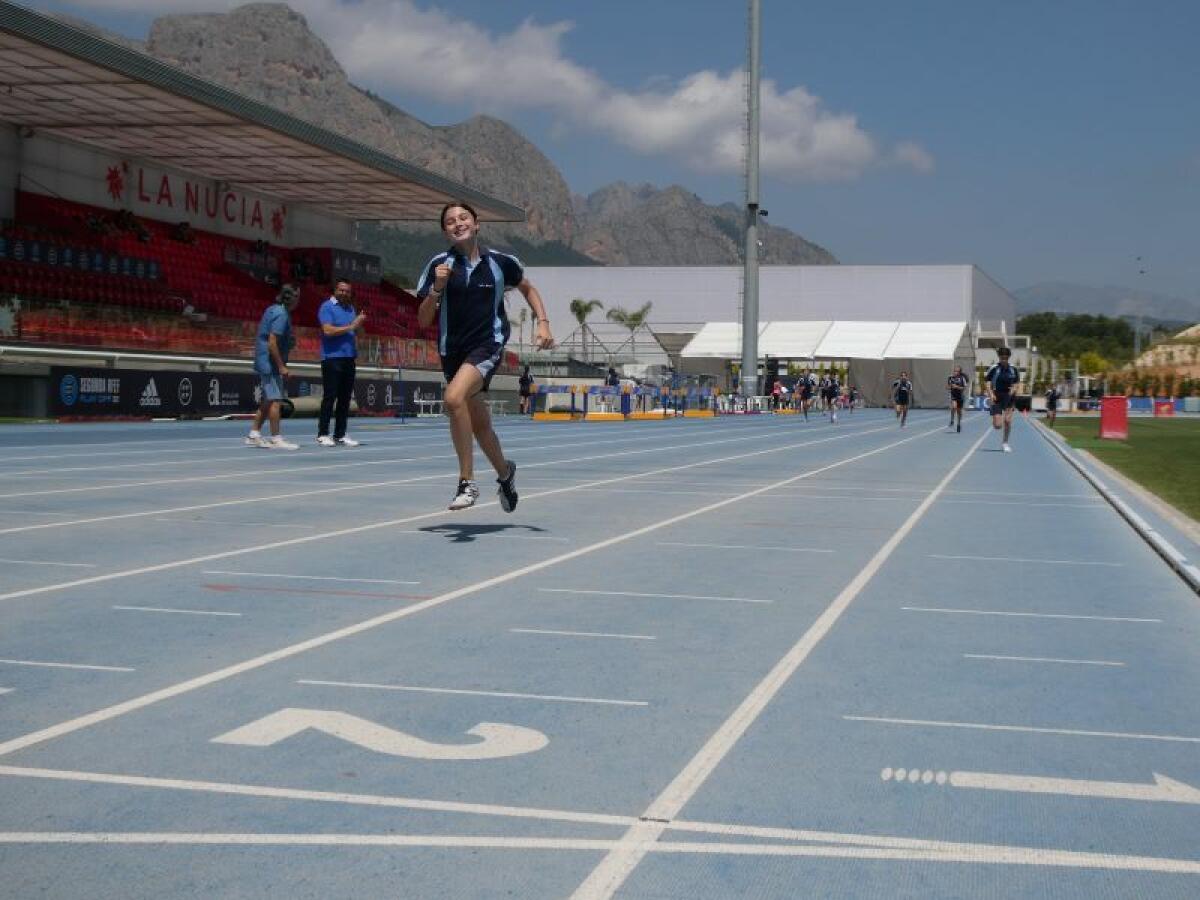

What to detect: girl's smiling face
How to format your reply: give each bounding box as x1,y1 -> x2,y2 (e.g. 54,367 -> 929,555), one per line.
442,205 -> 479,245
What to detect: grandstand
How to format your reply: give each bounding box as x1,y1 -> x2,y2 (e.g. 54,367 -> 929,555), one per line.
0,2 -> 523,417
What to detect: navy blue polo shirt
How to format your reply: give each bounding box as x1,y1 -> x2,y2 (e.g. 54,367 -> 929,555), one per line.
986,362 -> 1020,395
416,247 -> 524,356
318,297 -> 358,360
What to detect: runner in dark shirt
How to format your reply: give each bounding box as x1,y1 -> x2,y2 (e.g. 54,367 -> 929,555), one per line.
822,373 -> 841,423
1044,383 -> 1060,429
985,346 -> 1021,452
947,365 -> 969,433
518,365 -> 534,415
892,372 -> 913,427
417,202 -> 555,510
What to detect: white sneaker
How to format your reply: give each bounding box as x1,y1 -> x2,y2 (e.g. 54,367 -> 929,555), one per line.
316,435 -> 336,447
264,436 -> 299,450
1002,443 -> 1012,453
244,434 -> 266,447
448,480 -> 480,510
337,436 -> 360,447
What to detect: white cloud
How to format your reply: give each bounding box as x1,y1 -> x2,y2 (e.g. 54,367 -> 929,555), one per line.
59,0 -> 933,181
892,141 -> 936,174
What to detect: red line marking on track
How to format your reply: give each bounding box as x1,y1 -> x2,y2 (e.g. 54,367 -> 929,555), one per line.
202,584 -> 431,601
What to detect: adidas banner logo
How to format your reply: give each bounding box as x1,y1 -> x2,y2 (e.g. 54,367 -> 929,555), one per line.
139,377 -> 162,408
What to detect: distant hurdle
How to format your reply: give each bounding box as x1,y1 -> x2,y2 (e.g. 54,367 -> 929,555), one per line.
531,383 -> 718,421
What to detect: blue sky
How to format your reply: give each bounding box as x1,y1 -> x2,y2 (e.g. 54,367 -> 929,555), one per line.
26,0 -> 1200,306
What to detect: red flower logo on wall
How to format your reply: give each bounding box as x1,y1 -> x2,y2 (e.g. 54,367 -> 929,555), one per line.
271,205 -> 286,239
105,164 -> 126,203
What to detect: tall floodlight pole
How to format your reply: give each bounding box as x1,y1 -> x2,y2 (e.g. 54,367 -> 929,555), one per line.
740,0 -> 761,398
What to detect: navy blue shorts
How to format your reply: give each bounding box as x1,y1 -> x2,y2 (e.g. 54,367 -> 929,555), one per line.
442,343 -> 504,392
950,389 -> 964,407
895,392 -> 910,407
990,393 -> 1015,415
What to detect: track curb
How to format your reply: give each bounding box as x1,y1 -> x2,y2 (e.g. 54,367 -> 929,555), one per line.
1032,419 -> 1200,595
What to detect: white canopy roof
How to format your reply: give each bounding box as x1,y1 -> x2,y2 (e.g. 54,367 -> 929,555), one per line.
759,320 -> 832,359
679,321 -> 761,358
883,321 -> 972,359
680,321 -> 969,361
812,321 -> 899,360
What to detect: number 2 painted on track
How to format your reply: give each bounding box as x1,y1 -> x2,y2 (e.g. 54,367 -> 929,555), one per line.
211,708 -> 548,760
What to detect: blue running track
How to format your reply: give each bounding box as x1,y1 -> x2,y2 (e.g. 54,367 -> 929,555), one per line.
0,410 -> 1198,898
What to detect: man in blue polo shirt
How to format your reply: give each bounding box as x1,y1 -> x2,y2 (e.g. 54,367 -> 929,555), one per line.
316,279 -> 365,447
245,284 -> 300,450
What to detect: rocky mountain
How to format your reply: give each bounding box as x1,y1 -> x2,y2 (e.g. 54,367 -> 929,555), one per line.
79,3 -> 834,268
573,182 -> 835,265
1015,282 -> 1200,326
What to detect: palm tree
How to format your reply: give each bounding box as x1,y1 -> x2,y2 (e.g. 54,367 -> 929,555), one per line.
605,302 -> 653,363
569,298 -> 604,361
605,302 -> 653,334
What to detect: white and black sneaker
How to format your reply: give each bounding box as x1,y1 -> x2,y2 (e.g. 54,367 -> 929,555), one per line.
448,479 -> 480,510
497,460 -> 518,513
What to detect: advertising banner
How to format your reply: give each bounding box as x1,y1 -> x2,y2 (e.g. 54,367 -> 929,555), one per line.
51,367 -> 401,418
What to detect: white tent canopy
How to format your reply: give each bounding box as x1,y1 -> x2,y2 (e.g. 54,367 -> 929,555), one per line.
678,321 -> 762,358
759,320 -> 832,359
680,320 -> 974,407
813,321 -> 899,360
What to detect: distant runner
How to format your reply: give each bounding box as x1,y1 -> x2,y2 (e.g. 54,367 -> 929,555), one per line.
822,371 -> 841,423
799,369 -> 815,420
892,371 -> 913,427
985,346 -> 1021,452
947,365 -> 969,433
1044,382 -> 1060,428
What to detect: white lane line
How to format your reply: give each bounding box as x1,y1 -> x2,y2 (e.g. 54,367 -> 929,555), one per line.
929,554 -> 1124,567
296,679 -> 647,707
939,499 -> 1105,509
538,588 -> 767,604
153,517 -> 312,530
0,418 -> 773,467
963,654 -> 1125,667
657,541 -> 832,554
0,420 -> 881,534
844,715 -> 1200,744
0,419 -> 798,502
202,571 -> 421,586
0,422 -> 899,604
0,429 -> 589,479
113,606 -> 243,618
569,426 -> 990,900
0,423 -> 940,759
759,494 -> 918,502
11,764 -> 1196,873
0,763 -> 633,828
0,558 -> 96,568
0,658 -> 134,673
0,688 -> 11,695
574,488 -> 733,497
902,607 -> 1160,623
0,833 -> 1196,875
510,628 -> 656,641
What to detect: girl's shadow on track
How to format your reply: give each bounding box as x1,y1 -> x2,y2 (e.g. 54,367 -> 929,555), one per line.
419,522 -> 549,543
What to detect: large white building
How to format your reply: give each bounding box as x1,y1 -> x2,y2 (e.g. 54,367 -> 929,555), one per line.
524,264 -> 1016,333
524,264 -> 1020,404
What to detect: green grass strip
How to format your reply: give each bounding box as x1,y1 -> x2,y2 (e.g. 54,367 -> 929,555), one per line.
1050,417 -> 1200,521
